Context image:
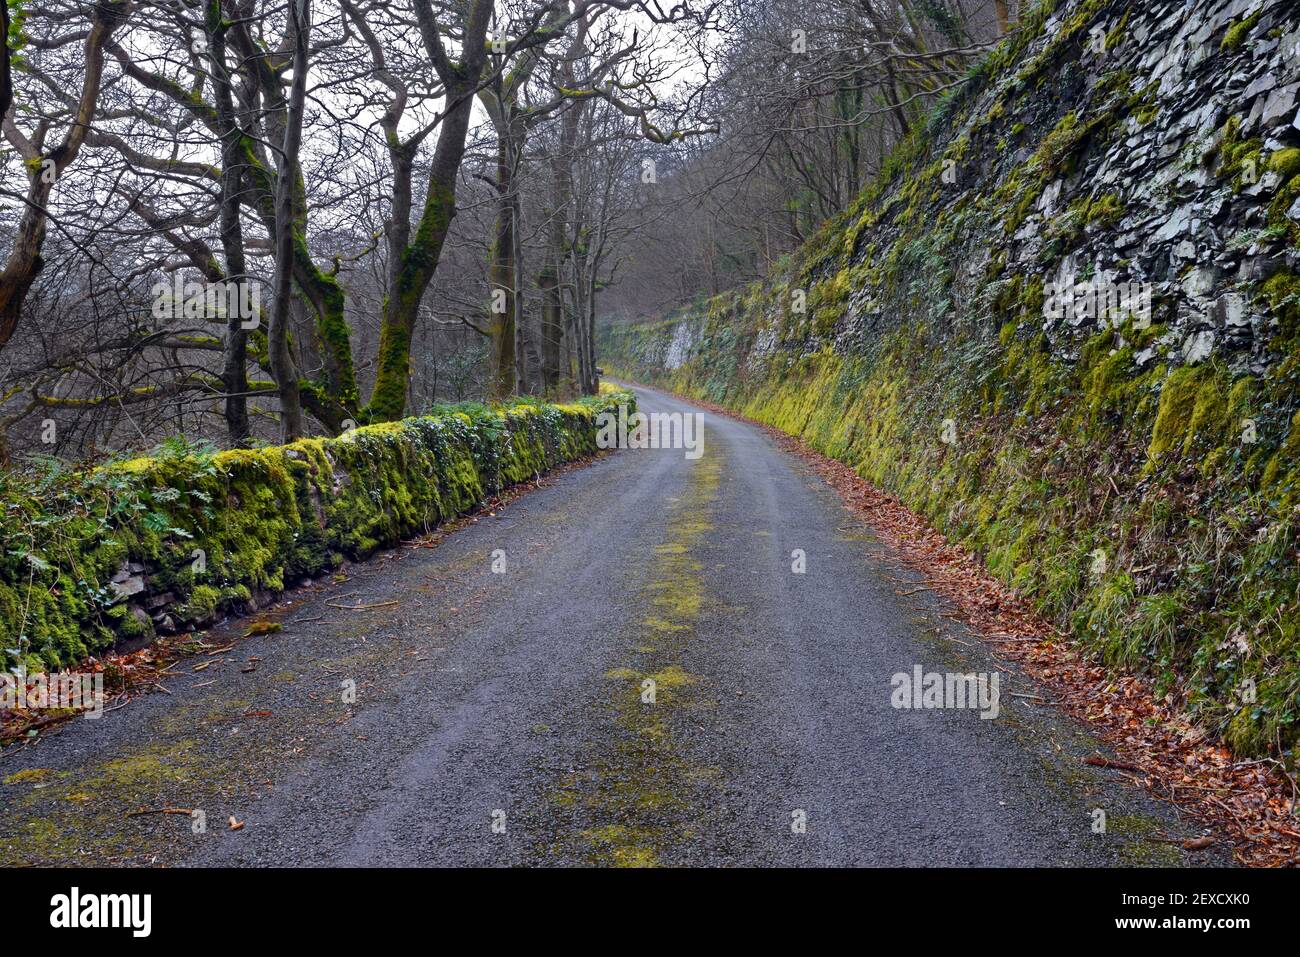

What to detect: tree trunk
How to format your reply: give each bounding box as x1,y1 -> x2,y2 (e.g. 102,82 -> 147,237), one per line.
883,59 -> 911,138
584,271 -> 599,394
0,0 -> 11,120
210,3 -> 249,446
513,189 -> 533,393
487,131 -> 518,399
369,77 -> 480,419
268,0 -> 311,441
538,253 -> 562,394
539,71 -> 583,396
368,0 -> 493,420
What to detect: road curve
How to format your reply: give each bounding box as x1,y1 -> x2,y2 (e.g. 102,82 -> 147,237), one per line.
0,386 -> 1217,867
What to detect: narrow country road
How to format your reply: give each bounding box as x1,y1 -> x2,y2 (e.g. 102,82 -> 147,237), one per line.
0,386 -> 1217,867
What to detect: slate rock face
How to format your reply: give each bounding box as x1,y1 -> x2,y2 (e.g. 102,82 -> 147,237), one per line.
629,1 -> 1299,386
903,0 -> 1300,378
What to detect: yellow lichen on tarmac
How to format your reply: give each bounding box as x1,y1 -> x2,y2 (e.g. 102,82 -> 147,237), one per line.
562,451 -> 723,867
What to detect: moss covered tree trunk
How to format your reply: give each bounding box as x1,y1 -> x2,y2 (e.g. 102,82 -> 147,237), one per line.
226,10 -> 358,430
364,0 -> 493,421
268,0 -> 311,440
209,2 -> 250,446
368,80 -> 479,420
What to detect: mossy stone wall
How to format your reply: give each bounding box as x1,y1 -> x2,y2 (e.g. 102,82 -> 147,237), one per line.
1,393 -> 635,671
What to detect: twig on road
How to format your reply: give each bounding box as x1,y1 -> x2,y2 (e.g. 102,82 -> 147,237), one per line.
126,807 -> 194,818
1084,754 -> 1141,772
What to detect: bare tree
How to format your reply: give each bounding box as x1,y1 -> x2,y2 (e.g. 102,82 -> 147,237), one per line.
0,0 -> 128,349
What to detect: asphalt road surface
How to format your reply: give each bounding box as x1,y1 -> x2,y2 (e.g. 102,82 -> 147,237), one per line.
0,386 -> 1218,867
